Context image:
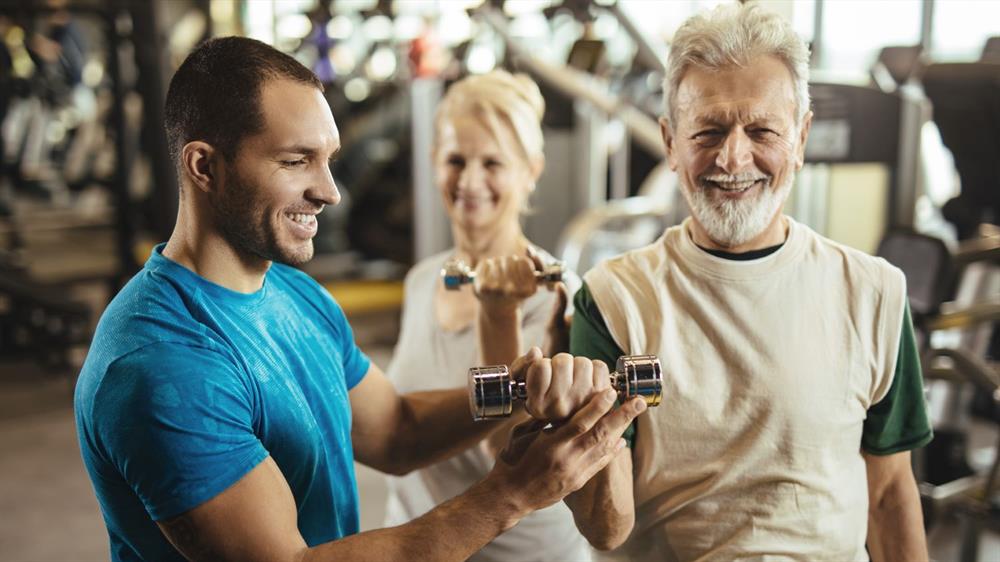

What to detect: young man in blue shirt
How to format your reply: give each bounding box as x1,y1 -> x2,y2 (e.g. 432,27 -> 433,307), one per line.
75,37 -> 645,562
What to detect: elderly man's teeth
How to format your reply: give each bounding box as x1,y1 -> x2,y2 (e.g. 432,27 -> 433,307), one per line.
715,180 -> 759,191
287,213 -> 316,225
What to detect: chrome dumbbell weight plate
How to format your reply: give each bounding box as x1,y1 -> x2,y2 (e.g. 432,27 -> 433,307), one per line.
468,355 -> 662,421
441,259 -> 564,291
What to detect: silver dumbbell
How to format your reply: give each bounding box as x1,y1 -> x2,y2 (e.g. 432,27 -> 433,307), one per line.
441,259 -> 563,291
468,355 -> 662,421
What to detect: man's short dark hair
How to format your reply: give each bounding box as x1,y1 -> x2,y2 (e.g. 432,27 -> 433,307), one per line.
164,36 -> 323,169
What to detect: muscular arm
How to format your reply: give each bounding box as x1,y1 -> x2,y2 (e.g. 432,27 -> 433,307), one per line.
158,456 -> 522,562
349,362 -> 504,475
158,389 -> 645,562
864,451 -> 928,562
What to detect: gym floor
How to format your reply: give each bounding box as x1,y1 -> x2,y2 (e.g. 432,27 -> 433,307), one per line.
1,332 -> 998,561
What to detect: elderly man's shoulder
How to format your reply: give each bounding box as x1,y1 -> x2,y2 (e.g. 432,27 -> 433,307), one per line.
589,228 -> 675,277
806,229 -> 906,291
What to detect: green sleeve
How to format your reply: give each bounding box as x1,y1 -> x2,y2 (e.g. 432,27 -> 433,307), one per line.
861,303 -> 934,455
569,282 -> 636,448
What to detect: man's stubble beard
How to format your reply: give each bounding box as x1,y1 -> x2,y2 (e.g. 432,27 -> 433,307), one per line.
685,172 -> 794,248
209,164 -> 313,267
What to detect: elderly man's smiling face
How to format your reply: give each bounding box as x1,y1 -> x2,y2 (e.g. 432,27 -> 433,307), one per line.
662,55 -> 812,250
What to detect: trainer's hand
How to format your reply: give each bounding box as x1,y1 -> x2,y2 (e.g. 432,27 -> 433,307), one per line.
490,390 -> 646,514
510,348 -> 612,422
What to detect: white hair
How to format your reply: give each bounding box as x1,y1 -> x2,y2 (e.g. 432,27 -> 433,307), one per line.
662,3 -> 811,129
434,70 -> 545,166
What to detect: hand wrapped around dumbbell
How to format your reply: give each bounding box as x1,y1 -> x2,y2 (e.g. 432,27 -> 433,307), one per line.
441,257 -> 563,291
469,354 -> 662,421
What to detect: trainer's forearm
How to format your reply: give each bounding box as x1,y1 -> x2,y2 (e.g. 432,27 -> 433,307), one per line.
565,448 -> 635,550
302,478 -> 524,562
388,307 -> 523,474
386,388 -> 500,474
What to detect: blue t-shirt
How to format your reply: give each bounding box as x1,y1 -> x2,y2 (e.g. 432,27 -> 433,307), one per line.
75,245 -> 371,561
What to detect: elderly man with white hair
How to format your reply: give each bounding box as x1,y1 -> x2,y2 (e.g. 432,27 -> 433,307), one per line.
566,4 -> 931,561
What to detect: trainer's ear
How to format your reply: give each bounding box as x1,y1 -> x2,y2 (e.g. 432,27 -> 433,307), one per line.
181,141 -> 219,194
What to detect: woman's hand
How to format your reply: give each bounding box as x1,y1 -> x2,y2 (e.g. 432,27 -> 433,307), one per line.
472,254 -> 539,317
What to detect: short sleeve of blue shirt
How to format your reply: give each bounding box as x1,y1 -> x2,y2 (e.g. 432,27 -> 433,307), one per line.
92,342 -> 268,521
325,299 -> 369,390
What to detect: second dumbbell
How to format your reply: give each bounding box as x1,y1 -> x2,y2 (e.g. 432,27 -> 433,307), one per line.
441,259 -> 563,291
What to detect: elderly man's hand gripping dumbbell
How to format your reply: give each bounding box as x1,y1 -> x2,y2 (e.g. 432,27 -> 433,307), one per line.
472,347 -> 660,423
475,347 -> 649,519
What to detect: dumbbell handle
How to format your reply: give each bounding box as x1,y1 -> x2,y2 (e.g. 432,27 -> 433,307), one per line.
469,355 -> 662,420
441,259 -> 563,291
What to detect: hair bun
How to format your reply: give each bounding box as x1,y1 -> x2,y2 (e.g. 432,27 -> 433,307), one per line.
435,69 -> 546,163
509,72 -> 545,120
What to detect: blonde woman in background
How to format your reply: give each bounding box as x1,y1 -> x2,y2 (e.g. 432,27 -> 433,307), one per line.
383,71 -> 590,562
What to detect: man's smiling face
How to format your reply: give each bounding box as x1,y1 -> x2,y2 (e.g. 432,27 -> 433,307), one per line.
210,78 -> 342,266
663,55 -> 811,248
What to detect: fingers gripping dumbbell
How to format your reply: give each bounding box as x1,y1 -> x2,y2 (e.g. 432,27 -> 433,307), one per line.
440,259 -> 563,291
468,355 -> 662,421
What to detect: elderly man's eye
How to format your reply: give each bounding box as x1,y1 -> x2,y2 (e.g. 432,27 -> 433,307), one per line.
281,159 -> 307,167
693,130 -> 721,139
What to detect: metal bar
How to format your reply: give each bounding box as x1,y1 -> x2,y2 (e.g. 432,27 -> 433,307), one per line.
476,6 -> 663,156
811,0 -> 825,69
928,299 -> 1000,331
555,195 -> 670,272
105,8 -> 138,287
410,78 -> 450,261
954,234 -> 1000,265
130,0 -> 177,242
920,0 -> 935,53
604,3 -> 664,73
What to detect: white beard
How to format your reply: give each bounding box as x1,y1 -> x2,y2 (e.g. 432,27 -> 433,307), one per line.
684,173 -> 793,248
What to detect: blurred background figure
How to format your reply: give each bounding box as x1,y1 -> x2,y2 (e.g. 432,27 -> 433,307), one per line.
383,69 -> 587,562
0,1 -> 997,561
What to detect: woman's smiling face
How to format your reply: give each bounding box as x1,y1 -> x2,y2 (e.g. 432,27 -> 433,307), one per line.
434,113 -> 535,235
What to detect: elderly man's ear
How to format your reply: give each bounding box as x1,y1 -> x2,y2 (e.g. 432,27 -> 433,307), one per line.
795,111 -> 814,169
181,141 -> 219,194
659,117 -> 678,171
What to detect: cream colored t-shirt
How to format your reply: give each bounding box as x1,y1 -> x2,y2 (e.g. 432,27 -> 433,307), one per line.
585,217 -> 906,561
384,249 -> 590,562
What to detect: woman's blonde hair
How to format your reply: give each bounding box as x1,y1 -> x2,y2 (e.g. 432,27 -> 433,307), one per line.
434,70 -> 545,166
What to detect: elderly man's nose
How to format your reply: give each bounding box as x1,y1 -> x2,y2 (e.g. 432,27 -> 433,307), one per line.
715,131 -> 754,173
